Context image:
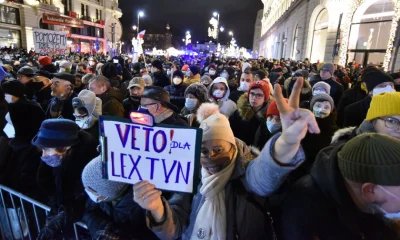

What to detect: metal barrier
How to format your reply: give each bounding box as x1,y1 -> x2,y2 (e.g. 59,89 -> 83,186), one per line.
0,184 -> 88,240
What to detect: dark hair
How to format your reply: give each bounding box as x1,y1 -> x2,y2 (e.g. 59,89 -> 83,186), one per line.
78,63 -> 87,70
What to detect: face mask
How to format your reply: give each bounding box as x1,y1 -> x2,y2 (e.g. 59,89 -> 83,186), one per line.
41,154 -> 64,167
185,71 -> 191,77
266,120 -> 281,134
4,94 -> 13,103
76,116 -> 97,129
201,148 -> 234,175
167,70 -> 171,77
377,186 -> 400,220
205,67 -> 209,71
59,67 -> 66,72
313,90 -> 326,96
85,189 -> 106,203
3,113 -> 14,138
373,85 -> 395,96
213,90 -> 225,99
240,81 -> 250,92
221,73 -> 229,79
209,70 -> 216,75
173,77 -> 182,85
185,98 -> 198,110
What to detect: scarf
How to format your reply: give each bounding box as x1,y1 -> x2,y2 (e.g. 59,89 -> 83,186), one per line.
190,149 -> 237,240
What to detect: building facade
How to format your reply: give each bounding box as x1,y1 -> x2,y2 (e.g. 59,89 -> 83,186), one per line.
0,0 -> 122,54
253,9 -> 263,53
258,0 -> 400,72
142,26 -> 173,51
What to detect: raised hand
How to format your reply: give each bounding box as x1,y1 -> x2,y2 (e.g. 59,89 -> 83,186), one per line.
133,181 -> 165,222
273,77 -> 320,164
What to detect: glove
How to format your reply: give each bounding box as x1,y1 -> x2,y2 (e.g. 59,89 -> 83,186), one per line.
36,211 -> 66,240
95,223 -> 120,240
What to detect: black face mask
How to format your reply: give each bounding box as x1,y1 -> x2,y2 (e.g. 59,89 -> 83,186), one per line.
31,81 -> 45,91
130,95 -> 141,102
395,85 -> 400,92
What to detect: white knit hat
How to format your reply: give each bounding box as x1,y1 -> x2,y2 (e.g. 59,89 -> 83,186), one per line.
197,103 -> 236,146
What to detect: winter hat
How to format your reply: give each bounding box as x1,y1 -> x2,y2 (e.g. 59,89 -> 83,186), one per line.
38,56 -> 52,66
248,80 -> 271,101
31,119 -> 80,148
127,77 -> 146,90
151,59 -> 163,71
321,63 -> 335,76
255,69 -> 267,80
310,93 -> 334,110
53,72 -> 76,85
101,63 -> 117,79
132,62 -> 141,72
181,64 -> 189,71
189,65 -> 200,75
197,103 -> 236,146
363,70 -> 394,92
82,156 -> 129,200
208,64 -> 216,71
82,73 -> 95,85
366,92 -> 400,121
312,81 -> 331,95
172,70 -> 184,80
35,70 -> 53,80
59,60 -> 72,70
17,66 -> 35,76
142,74 -> 152,86
295,69 -> 309,80
72,90 -> 102,117
201,75 -> 212,85
338,133 -> 400,186
1,80 -> 25,98
185,83 -> 209,103
266,99 -> 288,117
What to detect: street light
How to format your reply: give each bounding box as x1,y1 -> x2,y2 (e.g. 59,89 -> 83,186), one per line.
132,25 -> 137,31
137,11 -> 144,33
229,31 -> 233,36
182,39 -> 185,42
186,31 -> 190,35
220,26 -> 224,32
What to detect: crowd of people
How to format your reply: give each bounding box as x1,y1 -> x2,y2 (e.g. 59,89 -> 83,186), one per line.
0,48 -> 400,240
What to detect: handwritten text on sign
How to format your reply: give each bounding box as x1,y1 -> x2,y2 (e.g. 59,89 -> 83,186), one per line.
101,118 -> 201,193
33,29 -> 67,55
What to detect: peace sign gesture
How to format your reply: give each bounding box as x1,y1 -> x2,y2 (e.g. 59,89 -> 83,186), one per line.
273,77 -> 320,164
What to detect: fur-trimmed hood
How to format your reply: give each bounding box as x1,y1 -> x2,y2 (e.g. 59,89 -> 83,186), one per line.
237,93 -> 268,121
331,120 -> 376,144
331,127 -> 356,144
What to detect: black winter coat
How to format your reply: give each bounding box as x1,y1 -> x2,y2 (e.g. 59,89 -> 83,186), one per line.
46,92 -> 77,121
253,121 -> 280,150
33,85 -> 52,112
164,84 -> 186,111
123,96 -> 140,118
229,90 -> 245,103
83,188 -> 160,240
280,142 -> 399,240
152,71 -> 170,88
159,112 -> 189,127
343,96 -> 372,127
336,82 -> 368,127
310,76 -> 344,107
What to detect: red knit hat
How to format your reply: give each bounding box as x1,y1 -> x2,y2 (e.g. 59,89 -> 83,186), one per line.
266,99 -> 288,117
38,56 -> 52,66
248,80 -> 271,101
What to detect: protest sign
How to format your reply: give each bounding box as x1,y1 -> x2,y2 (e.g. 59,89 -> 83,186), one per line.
100,116 -> 202,194
33,29 -> 67,55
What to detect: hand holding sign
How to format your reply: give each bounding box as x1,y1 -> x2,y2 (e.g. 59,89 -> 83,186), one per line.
133,181 -> 164,222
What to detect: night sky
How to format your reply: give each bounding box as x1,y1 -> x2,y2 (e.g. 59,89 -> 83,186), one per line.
119,0 -> 263,49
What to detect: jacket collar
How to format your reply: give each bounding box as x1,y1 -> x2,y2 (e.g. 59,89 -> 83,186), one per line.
230,138 -> 260,180
237,93 -> 268,121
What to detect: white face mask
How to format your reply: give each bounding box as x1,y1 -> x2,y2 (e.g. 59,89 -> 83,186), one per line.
377,186 -> 400,220
85,189 -> 107,203
213,89 -> 225,99
59,67 -> 66,72
4,94 -> 13,103
221,73 -> 229,79
313,90 -> 327,96
373,85 -> 395,96
3,113 -> 15,138
240,81 -> 250,92
209,70 -> 216,75
75,116 -> 97,130
266,120 -> 281,134
173,77 -> 182,85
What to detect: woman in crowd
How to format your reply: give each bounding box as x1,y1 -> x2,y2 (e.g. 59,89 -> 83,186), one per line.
207,76 -> 237,118
164,70 -> 186,111
180,83 -> 209,127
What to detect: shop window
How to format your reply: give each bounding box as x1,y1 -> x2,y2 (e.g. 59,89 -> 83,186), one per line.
310,9 -> 328,63
0,28 -> 21,49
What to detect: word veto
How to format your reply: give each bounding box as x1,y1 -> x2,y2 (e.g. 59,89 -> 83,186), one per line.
110,152 -> 191,184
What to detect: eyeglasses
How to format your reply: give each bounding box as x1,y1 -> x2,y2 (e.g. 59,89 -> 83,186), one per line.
378,117 -> 400,131
249,92 -> 264,99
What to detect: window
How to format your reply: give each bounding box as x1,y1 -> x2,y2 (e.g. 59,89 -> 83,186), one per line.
0,5 -> 20,25
292,25 -> 299,60
0,28 -> 21,49
96,9 -> 99,20
99,10 -> 102,20
81,3 -> 84,17
310,9 -> 328,63
86,5 -> 89,18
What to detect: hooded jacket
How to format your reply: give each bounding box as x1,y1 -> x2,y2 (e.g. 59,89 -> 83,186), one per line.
208,78 -> 237,118
280,137 -> 399,240
229,93 -> 270,145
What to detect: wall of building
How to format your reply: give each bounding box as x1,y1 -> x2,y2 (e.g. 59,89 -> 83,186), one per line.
252,9 -> 263,53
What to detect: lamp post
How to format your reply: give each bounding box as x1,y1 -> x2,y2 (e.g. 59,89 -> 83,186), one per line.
229,31 -> 234,39
137,11 -> 144,33
213,12 -> 220,44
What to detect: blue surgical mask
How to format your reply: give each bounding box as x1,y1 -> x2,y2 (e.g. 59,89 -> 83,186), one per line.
185,71 -> 191,77
266,120 -> 281,134
41,154 -> 64,167
167,70 -> 171,77
221,73 -> 229,79
185,98 -> 198,111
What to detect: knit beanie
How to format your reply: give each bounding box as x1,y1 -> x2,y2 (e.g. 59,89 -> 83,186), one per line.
181,64 -> 189,71
172,70 -> 184,80
338,133 -> 400,185
266,99 -> 288,117
142,74 -> 152,86
321,63 -> 334,76
101,63 -> 117,79
1,80 -> 25,98
184,83 -> 209,103
310,93 -> 334,110
82,156 -> 129,200
197,103 -> 236,146
38,56 -> 52,66
363,70 -> 394,92
248,80 -> 271,101
200,75 -> 212,85
59,60 -> 72,70
151,59 -> 163,71
366,92 -> 400,121
189,65 -> 200,75
312,81 -> 331,95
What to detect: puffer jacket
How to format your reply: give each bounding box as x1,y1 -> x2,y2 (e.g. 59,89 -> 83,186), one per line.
208,78 -> 237,118
148,134 -> 306,240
